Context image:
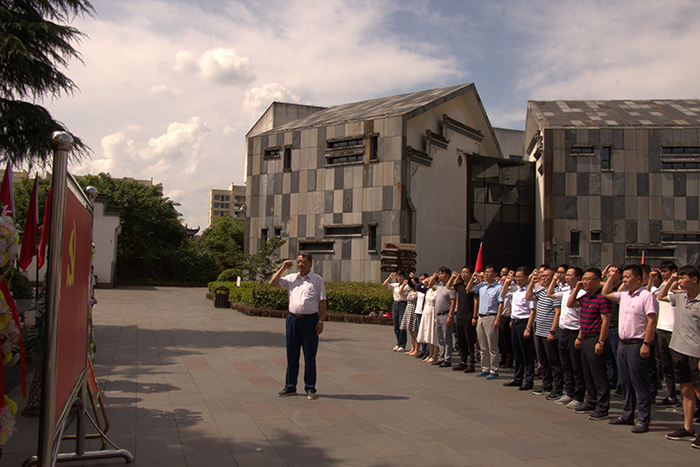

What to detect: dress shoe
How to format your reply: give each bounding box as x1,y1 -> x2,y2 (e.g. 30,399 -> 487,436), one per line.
464,366 -> 475,373
432,360 -> 445,366
519,383 -> 534,391
588,409 -> 609,420
609,416 -> 634,426
453,363 -> 468,371
502,379 -> 521,387
439,361 -> 452,368
631,422 -> 649,433
278,387 -> 296,397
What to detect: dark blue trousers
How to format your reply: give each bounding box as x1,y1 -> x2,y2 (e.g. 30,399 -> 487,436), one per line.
285,313 -> 319,392
618,342 -> 653,425
511,321 -> 536,385
559,329 -> 586,401
392,301 -> 407,347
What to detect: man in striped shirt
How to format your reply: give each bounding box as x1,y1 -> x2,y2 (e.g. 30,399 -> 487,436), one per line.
526,266 -> 564,399
568,267 -> 612,420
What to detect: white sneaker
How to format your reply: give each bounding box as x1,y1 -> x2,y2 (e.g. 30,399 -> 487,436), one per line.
397,347 -> 405,352
555,395 -> 573,405
393,346 -> 399,351
567,400 -> 582,409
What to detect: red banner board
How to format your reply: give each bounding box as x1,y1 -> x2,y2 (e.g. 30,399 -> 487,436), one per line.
54,187 -> 92,420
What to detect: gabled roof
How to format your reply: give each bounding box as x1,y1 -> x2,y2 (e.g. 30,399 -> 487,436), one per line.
528,99 -> 700,128
258,83 -> 475,134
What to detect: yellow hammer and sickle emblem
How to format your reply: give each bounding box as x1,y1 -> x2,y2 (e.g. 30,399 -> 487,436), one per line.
67,221 -> 77,286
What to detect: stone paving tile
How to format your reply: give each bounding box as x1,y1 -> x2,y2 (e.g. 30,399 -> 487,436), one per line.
5,286 -> 700,466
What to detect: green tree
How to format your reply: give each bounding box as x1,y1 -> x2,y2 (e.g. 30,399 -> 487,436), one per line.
243,236 -> 286,282
77,173 -> 188,281
197,215 -> 244,270
1,0 -> 93,165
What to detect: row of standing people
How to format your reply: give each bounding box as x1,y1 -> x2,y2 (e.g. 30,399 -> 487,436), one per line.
384,262 -> 700,450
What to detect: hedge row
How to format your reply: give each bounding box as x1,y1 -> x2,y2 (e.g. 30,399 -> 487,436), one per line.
208,280 -> 393,315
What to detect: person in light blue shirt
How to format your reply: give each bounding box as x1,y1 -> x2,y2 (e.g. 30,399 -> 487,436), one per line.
467,264 -> 504,379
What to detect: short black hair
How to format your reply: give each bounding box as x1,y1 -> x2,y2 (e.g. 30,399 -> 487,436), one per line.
558,264 -> 569,271
438,266 -> 451,275
297,253 -> 313,263
659,261 -> 678,272
462,265 -> 473,273
623,264 -> 643,278
569,266 -> 583,279
485,264 -> 498,273
516,266 -> 530,276
584,267 -> 602,279
396,270 -> 406,278
678,265 -> 699,280
640,264 -> 652,275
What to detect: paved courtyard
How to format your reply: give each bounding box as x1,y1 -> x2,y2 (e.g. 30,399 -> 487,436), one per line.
3,286 -> 700,466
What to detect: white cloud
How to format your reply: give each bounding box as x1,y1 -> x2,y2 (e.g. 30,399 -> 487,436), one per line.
241,83 -> 301,124
198,48 -> 255,85
174,49 -> 198,73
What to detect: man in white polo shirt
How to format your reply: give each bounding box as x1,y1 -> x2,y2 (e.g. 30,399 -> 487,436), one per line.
270,254 -> 327,399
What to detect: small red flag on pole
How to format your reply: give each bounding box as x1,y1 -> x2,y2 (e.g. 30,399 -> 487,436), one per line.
640,250 -> 645,265
18,176 -> 39,270
474,242 -> 483,271
0,163 -> 15,217
38,187 -> 51,269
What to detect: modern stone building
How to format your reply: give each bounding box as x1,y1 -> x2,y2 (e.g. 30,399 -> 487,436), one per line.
208,183 -> 246,226
245,83 -> 535,282
524,99 -> 700,267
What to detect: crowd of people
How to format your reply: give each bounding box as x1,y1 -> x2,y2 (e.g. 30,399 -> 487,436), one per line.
383,261 -> 700,449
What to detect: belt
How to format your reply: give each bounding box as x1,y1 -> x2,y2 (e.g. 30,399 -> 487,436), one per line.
436,311 -> 450,316
620,338 -> 644,345
560,328 -> 579,333
479,313 -> 498,317
580,333 -> 599,339
511,318 -> 529,324
288,312 -> 318,319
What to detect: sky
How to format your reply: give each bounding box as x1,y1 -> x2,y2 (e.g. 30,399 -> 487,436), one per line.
39,0 -> 700,230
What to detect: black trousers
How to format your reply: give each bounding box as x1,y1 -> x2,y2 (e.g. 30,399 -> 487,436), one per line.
535,334 -> 563,393
455,314 -> 478,366
581,334 -> 610,411
511,320 -> 535,385
499,316 -> 513,365
559,329 -> 586,401
657,330 -> 677,400
618,342 -> 653,425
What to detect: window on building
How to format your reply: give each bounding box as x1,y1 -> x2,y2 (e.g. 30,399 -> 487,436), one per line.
274,227 -> 282,237
626,246 -> 675,259
260,227 -> 268,247
570,146 -> 594,155
662,232 -> 700,242
235,196 -> 243,203
214,194 -> 221,201
326,136 -> 365,165
213,210 -> 220,217
324,225 -> 362,237
225,195 -> 230,201
368,224 -> 377,252
570,231 -> 581,257
298,240 -> 334,252
661,146 -> 700,171
369,134 -> 378,160
213,202 -> 220,208
264,147 -> 280,158
283,146 -> 292,171
223,203 -> 229,209
601,146 -> 611,170
590,230 -> 602,242
234,212 -> 241,218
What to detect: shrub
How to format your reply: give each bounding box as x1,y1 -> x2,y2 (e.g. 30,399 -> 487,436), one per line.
208,279 -> 393,315
217,268 -> 244,282
9,269 -> 33,299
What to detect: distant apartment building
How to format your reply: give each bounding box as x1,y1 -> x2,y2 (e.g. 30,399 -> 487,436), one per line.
208,183 -> 246,226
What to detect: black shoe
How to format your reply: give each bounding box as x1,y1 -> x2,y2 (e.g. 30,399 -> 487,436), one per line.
453,363 -> 468,371
666,427 -> 696,440
439,362 -> 452,368
656,396 -> 678,407
545,392 -> 563,400
532,386 -> 551,395
519,383 -> 534,391
609,416 -> 634,426
464,366 -> 475,373
432,360 -> 445,366
574,403 -> 596,414
502,379 -> 521,387
631,422 -> 649,433
588,410 -> 609,420
278,387 -> 296,397
612,387 -> 623,397
415,352 -> 426,359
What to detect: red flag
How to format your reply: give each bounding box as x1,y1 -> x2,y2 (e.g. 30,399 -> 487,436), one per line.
474,242 -> 483,271
38,187 -> 51,269
0,163 -> 15,217
18,176 -> 39,270
640,250 -> 645,265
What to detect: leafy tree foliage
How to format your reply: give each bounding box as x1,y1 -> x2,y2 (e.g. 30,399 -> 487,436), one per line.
244,236 -> 286,282
0,0 -> 93,165
197,214 -> 244,270
77,173 -> 188,281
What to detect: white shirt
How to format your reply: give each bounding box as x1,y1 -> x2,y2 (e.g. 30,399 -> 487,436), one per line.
278,271 -> 326,315
654,283 -> 675,332
504,284 -> 536,320
555,289 -> 586,331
